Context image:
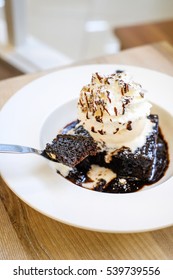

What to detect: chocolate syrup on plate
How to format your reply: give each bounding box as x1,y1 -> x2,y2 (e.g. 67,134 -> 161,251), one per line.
60,119 -> 169,193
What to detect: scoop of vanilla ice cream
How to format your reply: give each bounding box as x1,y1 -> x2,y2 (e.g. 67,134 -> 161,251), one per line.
77,71 -> 152,149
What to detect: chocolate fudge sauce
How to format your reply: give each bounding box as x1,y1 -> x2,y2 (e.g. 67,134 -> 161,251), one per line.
59,117 -> 169,193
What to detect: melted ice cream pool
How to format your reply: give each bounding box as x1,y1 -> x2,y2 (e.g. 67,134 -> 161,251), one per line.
83,165 -> 117,189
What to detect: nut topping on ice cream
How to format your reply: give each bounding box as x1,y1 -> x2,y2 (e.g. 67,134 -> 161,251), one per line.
78,71 -> 152,149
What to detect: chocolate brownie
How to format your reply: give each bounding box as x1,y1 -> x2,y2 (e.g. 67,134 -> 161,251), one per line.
61,114 -> 169,192
44,134 -> 97,167
106,114 -> 159,182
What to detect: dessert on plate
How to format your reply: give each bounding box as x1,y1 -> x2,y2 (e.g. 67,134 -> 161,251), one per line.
44,70 -> 169,193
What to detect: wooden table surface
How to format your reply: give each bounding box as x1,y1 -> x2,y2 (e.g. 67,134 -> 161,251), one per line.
0,41 -> 173,260
0,57 -> 24,81
114,20 -> 173,50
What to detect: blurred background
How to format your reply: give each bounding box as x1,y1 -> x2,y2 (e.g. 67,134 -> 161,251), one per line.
0,0 -> 173,78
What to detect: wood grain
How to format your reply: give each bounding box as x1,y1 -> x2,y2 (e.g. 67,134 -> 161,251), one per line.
0,57 -> 23,81
115,20 -> 173,50
0,41 -> 173,260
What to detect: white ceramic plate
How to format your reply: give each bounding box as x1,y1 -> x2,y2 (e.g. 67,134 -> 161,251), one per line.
0,64 -> 173,233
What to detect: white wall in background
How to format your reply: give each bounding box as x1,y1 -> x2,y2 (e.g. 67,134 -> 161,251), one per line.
25,0 -> 173,60
89,0 -> 173,27
1,0 -> 173,63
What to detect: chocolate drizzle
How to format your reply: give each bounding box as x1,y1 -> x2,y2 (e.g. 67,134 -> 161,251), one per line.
120,82 -> 129,96
91,126 -> 97,133
115,69 -> 124,74
122,103 -> 125,115
126,121 -> 132,131
123,97 -> 131,105
79,99 -> 84,108
113,128 -> 119,134
98,129 -> 105,135
84,92 -> 89,108
102,103 -> 110,115
124,83 -> 129,93
114,107 -> 118,116
105,78 -> 110,85
95,72 -> 102,82
121,87 -> 124,96
95,116 -> 103,123
140,92 -> 144,98
106,90 -> 111,103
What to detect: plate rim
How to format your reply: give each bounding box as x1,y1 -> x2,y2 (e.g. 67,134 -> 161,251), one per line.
0,63 -> 173,233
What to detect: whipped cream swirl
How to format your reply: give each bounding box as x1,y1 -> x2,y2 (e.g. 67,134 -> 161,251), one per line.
77,71 -> 152,149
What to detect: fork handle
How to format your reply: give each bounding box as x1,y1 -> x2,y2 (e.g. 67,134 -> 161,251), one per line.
0,144 -> 38,154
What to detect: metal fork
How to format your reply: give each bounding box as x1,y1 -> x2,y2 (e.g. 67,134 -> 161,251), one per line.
0,144 -> 45,158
